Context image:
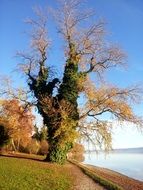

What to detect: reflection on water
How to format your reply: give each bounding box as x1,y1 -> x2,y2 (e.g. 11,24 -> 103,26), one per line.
84,152 -> 143,181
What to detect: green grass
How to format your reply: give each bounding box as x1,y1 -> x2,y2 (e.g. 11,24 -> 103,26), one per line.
0,156 -> 72,190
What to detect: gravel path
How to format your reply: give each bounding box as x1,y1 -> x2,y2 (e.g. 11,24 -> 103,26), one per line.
65,163 -> 106,190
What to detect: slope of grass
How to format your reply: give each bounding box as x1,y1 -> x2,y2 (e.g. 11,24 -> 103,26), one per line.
0,156 -> 72,190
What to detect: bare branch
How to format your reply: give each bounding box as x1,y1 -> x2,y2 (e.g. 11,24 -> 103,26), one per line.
80,80 -> 143,130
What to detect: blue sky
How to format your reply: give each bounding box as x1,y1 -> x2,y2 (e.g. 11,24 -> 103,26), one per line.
0,0 -> 143,148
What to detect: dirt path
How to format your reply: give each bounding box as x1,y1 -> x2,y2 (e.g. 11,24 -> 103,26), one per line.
65,163 -> 106,190
86,165 -> 143,190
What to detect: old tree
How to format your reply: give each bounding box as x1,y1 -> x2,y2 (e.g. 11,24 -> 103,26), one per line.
16,1 -> 142,163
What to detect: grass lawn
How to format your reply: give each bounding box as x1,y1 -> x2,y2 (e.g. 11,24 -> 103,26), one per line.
0,155 -> 73,190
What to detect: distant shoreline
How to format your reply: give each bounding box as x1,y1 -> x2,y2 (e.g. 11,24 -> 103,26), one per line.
85,147 -> 143,154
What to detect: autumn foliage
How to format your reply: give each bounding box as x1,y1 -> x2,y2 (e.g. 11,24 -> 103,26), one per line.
0,99 -> 34,151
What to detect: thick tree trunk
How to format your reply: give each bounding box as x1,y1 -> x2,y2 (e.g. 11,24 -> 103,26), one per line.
29,43 -> 79,164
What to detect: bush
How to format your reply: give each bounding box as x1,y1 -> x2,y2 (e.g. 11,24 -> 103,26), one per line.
26,139 -> 40,154
38,140 -> 49,155
67,143 -> 85,162
0,125 -> 10,149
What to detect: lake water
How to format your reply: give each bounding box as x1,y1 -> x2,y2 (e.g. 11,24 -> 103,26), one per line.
84,152 -> 143,181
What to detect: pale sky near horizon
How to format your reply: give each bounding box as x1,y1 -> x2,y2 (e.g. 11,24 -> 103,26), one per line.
0,0 -> 143,148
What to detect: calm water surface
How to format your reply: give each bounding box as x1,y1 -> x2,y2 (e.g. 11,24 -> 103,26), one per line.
84,152 -> 143,181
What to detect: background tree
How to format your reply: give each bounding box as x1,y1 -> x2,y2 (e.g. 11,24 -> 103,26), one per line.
32,125 -> 47,142
32,125 -> 49,155
16,1 -> 143,164
0,99 -> 34,151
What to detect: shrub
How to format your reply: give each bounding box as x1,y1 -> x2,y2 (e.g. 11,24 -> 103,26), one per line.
26,139 -> 40,154
38,140 -> 49,155
0,125 -> 10,149
67,143 -> 85,162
